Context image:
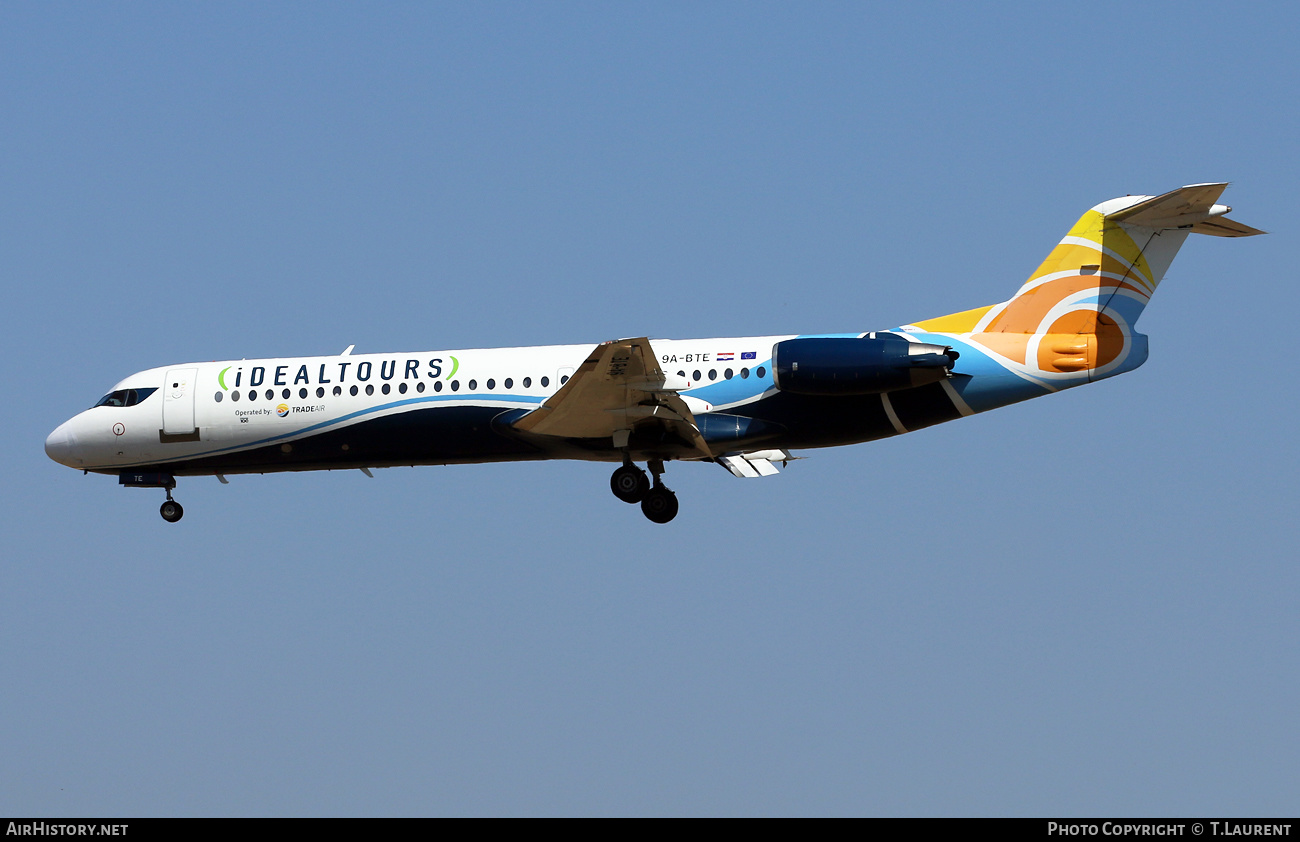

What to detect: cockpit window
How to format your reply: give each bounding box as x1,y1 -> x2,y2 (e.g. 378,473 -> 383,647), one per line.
93,387 -> 158,408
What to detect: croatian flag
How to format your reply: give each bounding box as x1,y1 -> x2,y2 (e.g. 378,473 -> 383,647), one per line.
716,352 -> 734,361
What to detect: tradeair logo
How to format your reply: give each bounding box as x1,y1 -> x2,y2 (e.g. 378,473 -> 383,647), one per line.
276,404 -> 290,417
216,355 -> 461,390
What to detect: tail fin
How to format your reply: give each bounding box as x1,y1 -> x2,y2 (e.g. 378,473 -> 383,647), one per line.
986,183 -> 1262,338
913,183 -> 1261,378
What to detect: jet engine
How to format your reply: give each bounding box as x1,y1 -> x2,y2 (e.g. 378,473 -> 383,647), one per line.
771,333 -> 958,396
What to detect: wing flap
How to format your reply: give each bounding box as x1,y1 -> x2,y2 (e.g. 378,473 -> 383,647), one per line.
716,449 -> 796,478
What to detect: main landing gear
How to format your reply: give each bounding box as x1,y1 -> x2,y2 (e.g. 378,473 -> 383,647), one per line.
611,462 -> 651,503
610,458 -> 679,524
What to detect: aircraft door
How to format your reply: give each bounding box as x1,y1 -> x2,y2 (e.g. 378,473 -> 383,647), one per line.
162,367 -> 198,435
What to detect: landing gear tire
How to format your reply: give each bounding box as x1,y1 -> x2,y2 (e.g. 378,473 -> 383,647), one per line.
160,500 -> 184,523
640,486 -> 679,524
611,464 -> 650,503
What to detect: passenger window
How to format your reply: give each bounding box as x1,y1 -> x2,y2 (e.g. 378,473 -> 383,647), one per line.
468,380 -> 477,390
451,380 -> 460,392
350,385 -> 359,396
740,368 -> 749,379
486,379 -> 495,390
416,381 -> 425,393
282,389 -> 291,399
365,384 -> 374,396
214,391 -> 223,403
693,370 -> 701,381
756,366 -> 766,378
299,388 -> 308,399
724,368 -> 733,380
523,377 -> 532,388
708,370 -> 717,381
333,386 -> 342,396
382,384 -> 391,395
265,389 -> 273,400
399,383 -> 408,394
540,377 -> 549,387
504,378 -> 513,389
434,381 -> 443,393
560,375 -> 569,385
248,390 -> 257,402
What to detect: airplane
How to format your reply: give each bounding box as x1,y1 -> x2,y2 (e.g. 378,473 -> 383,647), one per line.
46,183 -> 1261,524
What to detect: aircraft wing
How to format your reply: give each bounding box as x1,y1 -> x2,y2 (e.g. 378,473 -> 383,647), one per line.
510,337 -> 713,458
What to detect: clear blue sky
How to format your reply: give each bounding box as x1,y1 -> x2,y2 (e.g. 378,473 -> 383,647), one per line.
3,2 -> 1296,816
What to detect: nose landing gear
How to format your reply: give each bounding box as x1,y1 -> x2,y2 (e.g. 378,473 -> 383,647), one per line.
158,482 -> 184,523
609,458 -> 678,523
119,471 -> 184,523
160,496 -> 184,523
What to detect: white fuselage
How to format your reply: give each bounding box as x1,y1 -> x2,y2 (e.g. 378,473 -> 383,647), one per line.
45,336 -> 791,475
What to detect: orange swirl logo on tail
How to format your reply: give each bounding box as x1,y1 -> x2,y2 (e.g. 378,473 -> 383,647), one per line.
970,209 -> 1152,374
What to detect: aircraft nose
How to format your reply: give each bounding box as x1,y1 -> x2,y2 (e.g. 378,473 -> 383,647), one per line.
45,422 -> 82,468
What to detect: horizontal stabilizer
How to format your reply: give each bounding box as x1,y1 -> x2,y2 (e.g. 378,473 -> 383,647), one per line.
1190,216 -> 1267,237
1107,182 -> 1264,236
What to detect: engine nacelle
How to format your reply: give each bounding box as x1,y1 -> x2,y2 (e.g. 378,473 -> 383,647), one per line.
772,334 -> 957,396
